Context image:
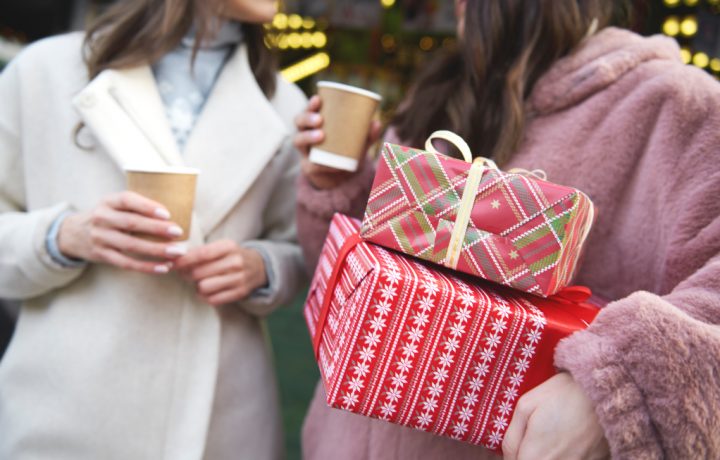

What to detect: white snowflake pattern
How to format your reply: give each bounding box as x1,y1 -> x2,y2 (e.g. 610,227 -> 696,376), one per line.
369,316 -> 387,332
502,386 -> 519,401
363,332 -> 382,347
458,406 -> 474,422
421,279 -> 440,296
508,372 -> 524,387
484,332 -> 502,348
452,422 -> 469,437
342,393 -> 359,408
416,412 -> 433,428
358,347 -> 375,362
526,329 -> 542,344
443,337 -> 460,352
385,387 -> 403,403
459,292 -> 476,308
379,284 -> 398,301
396,357 -> 413,373
347,377 -> 364,392
513,358 -> 530,373
462,392 -> 479,407
421,398 -> 438,412
427,382 -> 444,398
468,377 -> 484,392
401,342 -> 419,357
432,367 -> 449,382
492,416 -> 509,431
449,322 -> 466,337
416,295 -> 435,311
497,401 -> 514,416
390,373 -> 408,388
491,319 -> 508,333
438,352 -> 454,367
384,269 -> 402,284
520,343 -> 536,358
373,300 -> 393,316
412,311 -> 430,327
455,308 -> 473,324
473,361 -> 490,376
488,430 -> 504,447
496,304 -> 512,318
380,402 -> 397,419
407,326 -> 424,342
353,362 -> 370,377
479,347 -> 496,362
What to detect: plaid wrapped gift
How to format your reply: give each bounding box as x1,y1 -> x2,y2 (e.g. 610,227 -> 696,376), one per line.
304,214 -> 599,451
360,131 -> 595,297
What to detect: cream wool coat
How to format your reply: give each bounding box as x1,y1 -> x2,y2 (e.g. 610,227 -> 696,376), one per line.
0,33 -> 306,459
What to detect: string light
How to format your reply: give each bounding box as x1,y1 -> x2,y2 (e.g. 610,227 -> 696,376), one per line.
281,52 -> 331,83
663,0 -> 680,6
680,47 -> 692,64
381,0 -> 396,8
684,0 -> 699,6
662,16 -> 680,36
711,58 -> 720,72
692,51 -> 709,68
419,36 -> 434,51
680,16 -> 698,36
272,13 -> 287,30
288,14 -> 303,30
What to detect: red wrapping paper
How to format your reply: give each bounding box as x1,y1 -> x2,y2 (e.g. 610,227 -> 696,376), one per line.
304,214 -> 600,451
360,142 -> 595,297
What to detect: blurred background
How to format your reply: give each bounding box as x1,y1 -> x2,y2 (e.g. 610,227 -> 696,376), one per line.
1,0 -> 720,458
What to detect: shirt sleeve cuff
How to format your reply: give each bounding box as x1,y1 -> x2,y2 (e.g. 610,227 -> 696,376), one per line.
45,211 -> 87,269
246,244 -> 276,299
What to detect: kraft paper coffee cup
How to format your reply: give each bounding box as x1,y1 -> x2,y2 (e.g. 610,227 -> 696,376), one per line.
310,81 -> 382,172
125,166 -> 199,241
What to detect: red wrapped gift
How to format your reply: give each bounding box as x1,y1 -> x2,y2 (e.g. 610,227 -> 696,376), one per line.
360,131 -> 595,297
305,214 -> 600,451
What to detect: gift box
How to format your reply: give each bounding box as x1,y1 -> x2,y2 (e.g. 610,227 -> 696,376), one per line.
360,131 -> 595,297
305,214 -> 599,451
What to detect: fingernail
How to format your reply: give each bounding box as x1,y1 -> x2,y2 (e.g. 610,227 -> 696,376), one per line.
310,114 -> 322,125
311,130 -> 323,141
155,208 -> 171,220
167,225 -> 184,237
154,264 -> 170,274
166,244 -> 187,256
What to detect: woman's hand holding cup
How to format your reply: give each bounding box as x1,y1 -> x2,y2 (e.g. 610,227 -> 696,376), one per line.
58,191 -> 188,274
294,92 -> 382,190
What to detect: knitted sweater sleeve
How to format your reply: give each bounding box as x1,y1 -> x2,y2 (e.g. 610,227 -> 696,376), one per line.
296,157 -> 376,273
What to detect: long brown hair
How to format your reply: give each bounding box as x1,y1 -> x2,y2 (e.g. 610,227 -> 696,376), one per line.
392,0 -> 632,165
83,0 -> 276,98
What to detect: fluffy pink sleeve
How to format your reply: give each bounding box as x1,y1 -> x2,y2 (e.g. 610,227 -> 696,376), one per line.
555,69 -> 720,458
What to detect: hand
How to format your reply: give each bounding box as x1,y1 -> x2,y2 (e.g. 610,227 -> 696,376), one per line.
293,94 -> 382,190
58,191 -> 188,274
502,372 -> 610,460
173,240 -> 268,306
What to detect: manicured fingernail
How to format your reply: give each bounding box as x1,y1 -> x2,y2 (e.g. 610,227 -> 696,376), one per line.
167,225 -> 183,237
154,264 -> 170,274
155,208 -> 171,220
166,244 -> 187,256
311,130 -> 323,141
310,114 -> 322,125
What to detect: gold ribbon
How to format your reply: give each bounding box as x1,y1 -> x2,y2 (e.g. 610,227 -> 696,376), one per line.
425,131 -> 499,269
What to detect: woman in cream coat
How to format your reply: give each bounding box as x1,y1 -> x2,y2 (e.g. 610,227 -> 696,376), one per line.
0,1 -> 305,459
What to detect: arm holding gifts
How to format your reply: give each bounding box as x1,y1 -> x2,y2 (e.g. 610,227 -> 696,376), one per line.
502,373 -> 609,460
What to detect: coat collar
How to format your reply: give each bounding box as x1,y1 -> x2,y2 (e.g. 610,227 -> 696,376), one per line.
182,45 -> 288,236
74,44 -> 288,237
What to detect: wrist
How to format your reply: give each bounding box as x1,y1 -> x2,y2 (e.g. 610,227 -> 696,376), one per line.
57,213 -> 87,261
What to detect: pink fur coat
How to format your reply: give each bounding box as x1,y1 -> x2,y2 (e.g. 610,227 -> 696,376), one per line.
296,28 -> 720,459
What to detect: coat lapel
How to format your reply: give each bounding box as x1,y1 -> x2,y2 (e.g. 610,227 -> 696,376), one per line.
182,45 -> 288,236
73,66 -> 184,169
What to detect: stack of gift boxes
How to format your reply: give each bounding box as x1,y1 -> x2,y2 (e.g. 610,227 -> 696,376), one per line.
303,133 -> 598,451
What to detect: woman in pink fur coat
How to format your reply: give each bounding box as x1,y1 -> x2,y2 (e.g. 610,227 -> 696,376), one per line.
294,0 -> 720,458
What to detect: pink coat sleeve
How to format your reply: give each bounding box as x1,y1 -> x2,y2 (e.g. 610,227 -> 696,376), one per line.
555,73 -> 720,458
296,157 -> 376,272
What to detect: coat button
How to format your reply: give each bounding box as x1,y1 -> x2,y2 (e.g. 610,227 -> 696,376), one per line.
77,92 -> 97,108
